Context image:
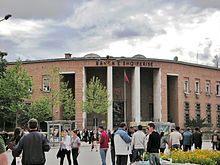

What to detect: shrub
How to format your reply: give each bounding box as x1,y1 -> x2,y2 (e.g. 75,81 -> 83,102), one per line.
162,149 -> 220,165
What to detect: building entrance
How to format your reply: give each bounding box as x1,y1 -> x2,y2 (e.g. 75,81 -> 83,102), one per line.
113,101 -> 124,127
167,75 -> 178,124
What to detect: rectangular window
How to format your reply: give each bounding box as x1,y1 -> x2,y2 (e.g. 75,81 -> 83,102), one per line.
205,80 -> 211,95
216,81 -> 220,96
42,75 -> 51,92
195,103 -> 201,120
217,105 -> 220,127
206,103 -> 211,125
184,80 -> 189,94
195,80 -> 200,94
184,102 -> 190,126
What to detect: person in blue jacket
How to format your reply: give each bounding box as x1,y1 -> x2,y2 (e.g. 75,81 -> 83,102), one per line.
114,122 -> 132,165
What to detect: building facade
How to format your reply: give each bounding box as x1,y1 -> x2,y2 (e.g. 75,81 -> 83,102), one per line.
10,54 -> 220,130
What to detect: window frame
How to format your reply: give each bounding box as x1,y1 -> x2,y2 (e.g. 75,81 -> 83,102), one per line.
205,80 -> 211,96
195,103 -> 201,120
42,75 -> 51,92
184,80 -> 189,94
216,81 -> 220,96
206,103 -> 211,125
195,80 -> 200,95
216,104 -> 220,127
184,102 -> 190,126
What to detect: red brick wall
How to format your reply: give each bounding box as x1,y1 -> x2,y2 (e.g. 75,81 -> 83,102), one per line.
10,58 -> 220,129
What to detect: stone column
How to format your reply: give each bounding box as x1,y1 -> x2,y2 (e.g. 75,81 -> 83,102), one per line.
82,67 -> 87,128
107,66 -> 113,130
153,69 -> 162,121
132,67 -> 141,124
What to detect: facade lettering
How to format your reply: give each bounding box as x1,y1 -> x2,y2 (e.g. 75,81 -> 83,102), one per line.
96,60 -> 153,67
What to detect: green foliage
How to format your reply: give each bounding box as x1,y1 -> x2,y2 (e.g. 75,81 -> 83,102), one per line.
0,61 -> 32,106
185,117 -> 210,129
17,104 -> 31,127
43,66 -> 75,120
83,76 -> 110,114
0,61 -> 32,127
29,97 -> 52,124
60,82 -> 75,120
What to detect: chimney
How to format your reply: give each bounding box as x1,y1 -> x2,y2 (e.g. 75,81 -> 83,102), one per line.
65,53 -> 72,59
174,56 -> 178,62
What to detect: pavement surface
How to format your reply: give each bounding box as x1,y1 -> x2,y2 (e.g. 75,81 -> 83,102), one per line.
6,141 -> 213,165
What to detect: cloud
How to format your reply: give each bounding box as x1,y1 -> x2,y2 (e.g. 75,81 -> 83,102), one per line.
0,0 -> 74,19
0,0 -> 220,66
188,0 -> 220,10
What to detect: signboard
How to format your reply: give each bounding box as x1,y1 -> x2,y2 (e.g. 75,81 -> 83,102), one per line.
96,59 -> 153,67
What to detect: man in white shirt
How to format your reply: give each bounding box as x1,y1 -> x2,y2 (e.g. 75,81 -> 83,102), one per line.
169,126 -> 183,149
131,125 -> 146,162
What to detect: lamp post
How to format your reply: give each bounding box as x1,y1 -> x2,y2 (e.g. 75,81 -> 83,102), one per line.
0,14 -> 12,22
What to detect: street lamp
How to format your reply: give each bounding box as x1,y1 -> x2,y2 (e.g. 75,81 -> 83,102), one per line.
0,14 -> 12,22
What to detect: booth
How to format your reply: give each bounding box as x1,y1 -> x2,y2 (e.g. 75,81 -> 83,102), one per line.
45,120 -> 75,143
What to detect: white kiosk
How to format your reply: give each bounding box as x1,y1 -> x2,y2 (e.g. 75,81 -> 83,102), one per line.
45,120 -> 75,145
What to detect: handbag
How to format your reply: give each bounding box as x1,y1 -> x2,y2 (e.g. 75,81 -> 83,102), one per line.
56,148 -> 62,159
16,156 -> 22,165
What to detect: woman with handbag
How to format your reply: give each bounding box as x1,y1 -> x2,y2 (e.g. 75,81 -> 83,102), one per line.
7,127 -> 22,165
59,129 -> 72,165
71,130 -> 81,165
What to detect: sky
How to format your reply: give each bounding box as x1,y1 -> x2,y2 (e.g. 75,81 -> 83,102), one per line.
0,0 -> 220,66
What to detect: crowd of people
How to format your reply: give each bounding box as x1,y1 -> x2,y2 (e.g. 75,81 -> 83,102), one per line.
0,118 -> 50,165
1,120 -> 220,165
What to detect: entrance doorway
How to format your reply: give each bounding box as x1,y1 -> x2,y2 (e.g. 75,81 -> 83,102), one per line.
167,75 -> 178,124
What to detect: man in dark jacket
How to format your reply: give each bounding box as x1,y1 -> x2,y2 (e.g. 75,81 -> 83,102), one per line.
147,123 -> 160,165
183,127 -> 193,151
12,118 -> 50,165
192,127 -> 202,149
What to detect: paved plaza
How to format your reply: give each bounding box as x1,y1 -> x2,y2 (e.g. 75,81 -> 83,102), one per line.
6,141 -> 213,165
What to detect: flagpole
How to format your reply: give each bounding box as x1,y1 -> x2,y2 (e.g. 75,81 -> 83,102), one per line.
124,70 -> 127,123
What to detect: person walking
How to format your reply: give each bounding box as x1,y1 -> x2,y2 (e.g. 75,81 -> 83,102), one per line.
169,126 -> 183,149
114,122 -> 132,165
0,135 -> 8,165
88,129 -> 93,144
110,129 -> 117,165
131,125 -> 146,162
147,123 -> 161,165
212,130 -> 219,151
182,127 -> 193,151
128,126 -> 135,163
12,118 -> 50,165
91,129 -> 99,152
192,127 -> 202,149
71,130 -> 81,165
160,132 -> 168,153
60,129 -> 72,165
7,127 -> 23,165
98,126 -> 109,165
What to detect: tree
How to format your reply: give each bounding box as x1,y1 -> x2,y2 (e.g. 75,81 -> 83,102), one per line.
185,117 -> 210,129
29,97 -> 52,128
83,76 -> 110,127
60,82 -> 75,120
43,66 -> 75,121
0,61 -> 32,128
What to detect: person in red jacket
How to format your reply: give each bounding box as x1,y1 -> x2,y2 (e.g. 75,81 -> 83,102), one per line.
98,126 -> 109,165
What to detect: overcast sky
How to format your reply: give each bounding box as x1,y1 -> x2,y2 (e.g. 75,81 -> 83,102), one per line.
0,0 -> 220,66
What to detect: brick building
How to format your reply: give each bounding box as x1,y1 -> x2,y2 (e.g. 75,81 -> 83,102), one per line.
10,53 -> 220,130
